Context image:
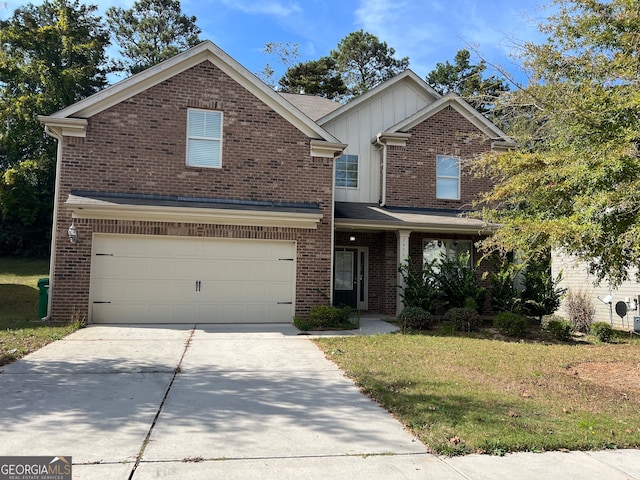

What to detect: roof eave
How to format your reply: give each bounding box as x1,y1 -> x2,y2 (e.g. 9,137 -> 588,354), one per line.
387,93 -> 514,146
44,41 -> 341,144
67,198 -> 323,229
334,218 -> 495,235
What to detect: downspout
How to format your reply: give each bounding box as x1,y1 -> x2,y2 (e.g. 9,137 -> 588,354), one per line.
374,133 -> 388,207
41,125 -> 63,321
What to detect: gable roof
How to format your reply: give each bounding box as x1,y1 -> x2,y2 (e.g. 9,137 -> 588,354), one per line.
39,41 -> 345,155
386,92 -> 515,147
279,93 -> 341,121
317,69 -> 441,125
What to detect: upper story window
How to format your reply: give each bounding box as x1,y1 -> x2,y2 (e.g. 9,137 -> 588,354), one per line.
186,109 -> 223,168
335,154 -> 358,188
436,155 -> 460,200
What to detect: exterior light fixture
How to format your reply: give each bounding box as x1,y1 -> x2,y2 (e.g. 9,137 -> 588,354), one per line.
68,223 -> 78,244
349,236 -> 356,242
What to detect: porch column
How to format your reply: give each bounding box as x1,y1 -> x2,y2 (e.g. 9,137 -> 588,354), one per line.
396,229 -> 411,315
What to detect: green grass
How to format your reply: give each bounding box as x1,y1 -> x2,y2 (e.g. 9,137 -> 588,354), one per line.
314,333 -> 640,456
0,257 -> 81,366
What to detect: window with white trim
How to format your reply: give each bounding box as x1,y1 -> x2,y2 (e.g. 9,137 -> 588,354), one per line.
423,239 -> 472,271
186,109 -> 223,168
436,155 -> 460,199
335,154 -> 358,188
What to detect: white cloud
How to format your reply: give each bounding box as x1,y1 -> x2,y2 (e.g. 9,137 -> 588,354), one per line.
220,0 -> 301,17
352,0 -> 546,78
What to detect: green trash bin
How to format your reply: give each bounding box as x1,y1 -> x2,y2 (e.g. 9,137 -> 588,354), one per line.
38,278 -> 49,319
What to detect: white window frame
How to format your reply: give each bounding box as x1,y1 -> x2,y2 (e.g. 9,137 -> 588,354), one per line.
186,108 -> 223,169
335,154 -> 359,188
436,155 -> 460,200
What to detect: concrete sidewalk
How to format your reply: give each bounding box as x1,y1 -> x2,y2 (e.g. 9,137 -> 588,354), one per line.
0,321 -> 638,479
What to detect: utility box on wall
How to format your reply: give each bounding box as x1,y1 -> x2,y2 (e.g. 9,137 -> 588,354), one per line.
634,316 -> 640,333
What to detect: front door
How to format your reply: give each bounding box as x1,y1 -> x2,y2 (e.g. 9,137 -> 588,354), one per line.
333,249 -> 358,309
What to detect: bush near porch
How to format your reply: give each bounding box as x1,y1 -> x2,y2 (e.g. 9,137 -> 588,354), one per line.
399,254 -> 565,336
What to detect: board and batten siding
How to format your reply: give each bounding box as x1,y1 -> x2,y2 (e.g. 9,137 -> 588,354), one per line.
552,251 -> 640,329
322,79 -> 434,203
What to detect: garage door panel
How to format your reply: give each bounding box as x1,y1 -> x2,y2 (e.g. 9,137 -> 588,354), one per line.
147,259 -> 177,278
223,261 -> 249,281
174,259 -> 202,279
246,303 -> 292,322
91,235 -> 295,324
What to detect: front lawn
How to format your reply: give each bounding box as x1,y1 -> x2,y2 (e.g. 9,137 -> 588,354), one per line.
0,257 -> 81,366
314,332 -> 640,456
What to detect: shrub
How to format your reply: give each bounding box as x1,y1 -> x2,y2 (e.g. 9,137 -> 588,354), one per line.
545,318 -> 572,341
590,322 -> 614,343
521,257 -> 566,320
293,317 -> 311,331
438,253 -> 485,312
564,289 -> 595,333
487,258 -> 524,313
493,312 -> 528,337
305,305 -> 352,330
444,307 -> 481,332
399,259 -> 440,313
398,306 -> 432,332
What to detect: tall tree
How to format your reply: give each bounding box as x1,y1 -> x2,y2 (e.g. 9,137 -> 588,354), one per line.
106,0 -> 201,75
278,56 -> 347,100
0,0 -> 110,168
330,30 -> 409,98
426,49 -> 510,114
476,0 -> 640,286
0,0 -> 110,255
258,41 -> 300,88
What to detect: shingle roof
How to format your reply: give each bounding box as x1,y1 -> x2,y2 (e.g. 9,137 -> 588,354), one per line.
68,191 -> 321,214
334,202 -> 491,234
279,92 -> 342,121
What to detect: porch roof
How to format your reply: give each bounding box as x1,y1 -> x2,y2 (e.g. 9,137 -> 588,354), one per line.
334,202 -> 492,234
66,191 -> 323,229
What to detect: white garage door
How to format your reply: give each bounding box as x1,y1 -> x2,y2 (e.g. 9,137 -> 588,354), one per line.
90,235 -> 296,324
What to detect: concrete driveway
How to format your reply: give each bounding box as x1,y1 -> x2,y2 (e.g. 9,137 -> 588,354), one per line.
1,322 -> 639,480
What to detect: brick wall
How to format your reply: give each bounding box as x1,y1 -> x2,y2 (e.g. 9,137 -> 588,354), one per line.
385,106 -> 494,209
50,61 -> 333,323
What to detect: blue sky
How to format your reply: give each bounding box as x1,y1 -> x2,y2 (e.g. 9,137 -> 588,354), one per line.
1,0 -> 551,86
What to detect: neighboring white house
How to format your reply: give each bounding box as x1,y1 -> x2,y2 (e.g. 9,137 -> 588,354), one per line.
552,251 -> 640,330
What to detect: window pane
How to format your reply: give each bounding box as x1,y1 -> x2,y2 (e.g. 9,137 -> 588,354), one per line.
187,109 -> 222,168
187,139 -> 221,167
335,251 -> 354,290
437,156 -> 459,177
335,154 -> 358,188
204,112 -> 221,138
437,178 -> 459,199
189,110 -> 221,139
188,110 -> 206,137
423,240 -> 446,265
449,240 -> 472,263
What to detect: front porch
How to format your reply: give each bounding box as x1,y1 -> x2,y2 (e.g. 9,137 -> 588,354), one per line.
332,203 -> 493,316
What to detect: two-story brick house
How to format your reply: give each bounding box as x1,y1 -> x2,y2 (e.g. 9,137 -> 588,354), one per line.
40,41 -> 513,324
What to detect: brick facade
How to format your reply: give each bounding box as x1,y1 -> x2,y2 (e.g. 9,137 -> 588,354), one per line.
50,61 -> 334,323
385,106 -> 494,209
333,106 -> 498,317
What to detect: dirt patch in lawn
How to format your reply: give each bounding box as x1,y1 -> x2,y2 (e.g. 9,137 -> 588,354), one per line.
567,361 -> 640,394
